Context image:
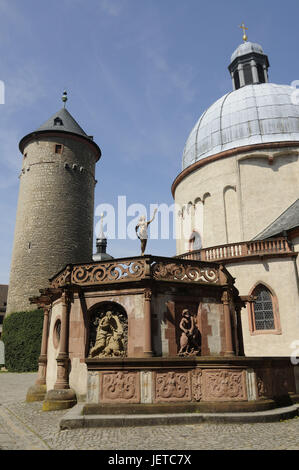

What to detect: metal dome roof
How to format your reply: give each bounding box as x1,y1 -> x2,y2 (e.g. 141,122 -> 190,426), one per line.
182,83 -> 299,170
231,41 -> 264,62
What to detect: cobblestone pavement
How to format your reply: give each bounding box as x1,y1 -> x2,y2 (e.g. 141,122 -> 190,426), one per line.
1,373 -> 299,450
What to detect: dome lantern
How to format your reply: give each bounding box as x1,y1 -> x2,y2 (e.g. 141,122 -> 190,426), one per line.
228,38 -> 270,90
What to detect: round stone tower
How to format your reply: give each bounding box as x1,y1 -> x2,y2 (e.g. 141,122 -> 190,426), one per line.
7,95 -> 101,313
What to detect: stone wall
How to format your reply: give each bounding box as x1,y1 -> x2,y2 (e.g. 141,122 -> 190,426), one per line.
7,135 -> 98,313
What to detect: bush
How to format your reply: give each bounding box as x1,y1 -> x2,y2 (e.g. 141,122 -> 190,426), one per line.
2,309 -> 43,372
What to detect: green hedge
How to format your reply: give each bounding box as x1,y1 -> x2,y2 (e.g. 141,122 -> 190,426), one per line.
2,309 -> 43,372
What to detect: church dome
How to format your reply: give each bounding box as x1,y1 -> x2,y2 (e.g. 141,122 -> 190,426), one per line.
182,83 -> 299,170
231,41 -> 264,62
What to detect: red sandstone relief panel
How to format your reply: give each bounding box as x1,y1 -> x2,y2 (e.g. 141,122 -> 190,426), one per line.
100,371 -> 140,403
191,369 -> 203,401
202,369 -> 247,401
154,371 -> 192,402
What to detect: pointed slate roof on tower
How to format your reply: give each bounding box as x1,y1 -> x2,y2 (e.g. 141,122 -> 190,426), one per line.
36,107 -> 88,138
19,97 -> 101,160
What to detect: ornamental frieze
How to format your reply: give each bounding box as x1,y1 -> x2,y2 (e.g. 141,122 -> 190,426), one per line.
50,256 -> 222,288
72,260 -> 146,285
155,371 -> 191,402
202,369 -> 247,401
100,372 -> 140,403
152,262 -> 219,285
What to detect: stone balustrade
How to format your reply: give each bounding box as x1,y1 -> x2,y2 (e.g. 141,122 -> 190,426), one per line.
177,237 -> 293,262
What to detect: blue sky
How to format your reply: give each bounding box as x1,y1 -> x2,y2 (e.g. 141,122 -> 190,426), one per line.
0,0 -> 299,284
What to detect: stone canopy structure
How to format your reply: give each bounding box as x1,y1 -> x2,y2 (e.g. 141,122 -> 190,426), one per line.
27,255 -> 297,414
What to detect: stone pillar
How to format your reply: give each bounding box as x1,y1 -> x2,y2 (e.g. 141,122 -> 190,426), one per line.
26,305 -> 50,402
238,64 -> 245,87
235,303 -> 245,356
144,289 -> 153,357
54,292 -> 70,389
36,306 -> 50,386
43,290 -> 77,411
251,60 -> 259,84
222,291 -> 235,356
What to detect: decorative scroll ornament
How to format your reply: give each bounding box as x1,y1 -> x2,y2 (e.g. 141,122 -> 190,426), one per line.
102,372 -> 137,401
156,371 -> 191,401
205,370 -> 246,400
152,262 -> 219,284
72,260 -> 146,285
88,309 -> 127,358
51,265 -> 72,288
191,370 -> 202,401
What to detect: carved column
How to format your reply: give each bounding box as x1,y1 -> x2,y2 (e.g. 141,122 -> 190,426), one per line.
54,291 -> 71,389
43,289 -> 77,410
222,290 -> 235,356
26,304 -> 51,402
144,288 -> 153,357
36,305 -> 50,386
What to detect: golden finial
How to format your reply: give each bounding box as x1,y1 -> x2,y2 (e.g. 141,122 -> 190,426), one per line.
239,22 -> 248,42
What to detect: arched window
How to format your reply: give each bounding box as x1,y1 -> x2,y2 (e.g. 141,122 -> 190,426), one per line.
248,284 -> 281,335
189,231 -> 202,251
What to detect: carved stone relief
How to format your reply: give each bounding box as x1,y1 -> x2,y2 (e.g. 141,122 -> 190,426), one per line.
155,371 -> 191,402
101,371 -> 140,403
191,369 -> 202,401
88,306 -> 128,358
202,369 -> 247,401
178,309 -> 201,356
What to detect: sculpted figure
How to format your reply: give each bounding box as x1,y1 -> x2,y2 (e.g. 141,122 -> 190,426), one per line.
89,310 -> 126,358
135,208 -> 157,256
178,309 -> 201,356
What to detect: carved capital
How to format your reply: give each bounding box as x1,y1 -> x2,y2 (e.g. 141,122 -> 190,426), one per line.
144,288 -> 152,301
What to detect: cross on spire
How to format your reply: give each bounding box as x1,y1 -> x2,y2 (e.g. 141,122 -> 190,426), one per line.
239,22 -> 248,42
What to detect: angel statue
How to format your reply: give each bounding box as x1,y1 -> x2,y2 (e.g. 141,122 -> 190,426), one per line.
135,208 -> 157,256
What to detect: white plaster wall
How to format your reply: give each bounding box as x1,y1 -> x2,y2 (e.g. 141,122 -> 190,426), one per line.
175,148 -> 299,254
226,257 -> 299,356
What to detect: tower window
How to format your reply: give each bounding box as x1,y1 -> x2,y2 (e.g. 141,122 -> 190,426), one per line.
234,71 -> 240,90
257,64 -> 265,83
248,284 -> 281,335
55,144 -> 63,154
54,117 -> 63,126
243,64 -> 253,85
